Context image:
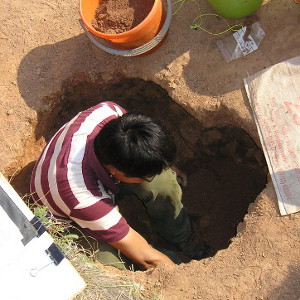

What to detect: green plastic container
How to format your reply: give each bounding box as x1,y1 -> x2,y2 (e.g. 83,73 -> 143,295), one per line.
206,0 -> 263,18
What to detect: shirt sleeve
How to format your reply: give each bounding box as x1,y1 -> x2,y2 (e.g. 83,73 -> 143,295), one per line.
57,163 -> 130,243
69,196 -> 130,242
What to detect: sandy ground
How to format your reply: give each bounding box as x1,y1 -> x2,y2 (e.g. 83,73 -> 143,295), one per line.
1,0 -> 300,299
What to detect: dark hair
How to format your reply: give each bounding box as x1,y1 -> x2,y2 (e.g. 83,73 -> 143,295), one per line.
94,113 -> 176,178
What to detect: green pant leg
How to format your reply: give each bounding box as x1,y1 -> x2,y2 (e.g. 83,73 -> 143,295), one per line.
70,223 -> 135,271
95,242 -> 136,271
119,168 -> 191,247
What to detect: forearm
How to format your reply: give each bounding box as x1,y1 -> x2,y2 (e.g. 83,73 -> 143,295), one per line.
109,228 -> 175,270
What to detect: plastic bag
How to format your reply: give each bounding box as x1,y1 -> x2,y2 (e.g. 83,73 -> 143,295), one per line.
216,21 -> 265,62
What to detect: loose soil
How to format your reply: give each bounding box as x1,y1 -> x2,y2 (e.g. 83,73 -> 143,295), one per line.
92,0 -> 154,34
1,0 -> 300,299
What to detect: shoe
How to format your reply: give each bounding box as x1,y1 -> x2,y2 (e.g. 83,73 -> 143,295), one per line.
155,247 -> 182,264
180,236 -> 209,260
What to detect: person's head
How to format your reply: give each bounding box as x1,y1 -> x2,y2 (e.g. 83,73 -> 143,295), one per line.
94,113 -> 176,183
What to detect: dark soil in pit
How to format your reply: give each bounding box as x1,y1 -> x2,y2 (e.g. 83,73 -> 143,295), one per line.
11,76 -> 268,261
92,0 -> 154,34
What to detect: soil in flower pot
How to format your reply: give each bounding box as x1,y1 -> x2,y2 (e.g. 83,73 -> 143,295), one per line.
92,0 -> 155,34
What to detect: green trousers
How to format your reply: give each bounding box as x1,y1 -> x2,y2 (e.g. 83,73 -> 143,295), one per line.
96,168 -> 191,270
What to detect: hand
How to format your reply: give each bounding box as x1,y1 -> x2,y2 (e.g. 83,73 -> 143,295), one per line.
109,227 -> 175,270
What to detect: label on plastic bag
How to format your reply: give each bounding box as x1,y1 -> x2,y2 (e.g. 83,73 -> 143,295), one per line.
233,26 -> 258,56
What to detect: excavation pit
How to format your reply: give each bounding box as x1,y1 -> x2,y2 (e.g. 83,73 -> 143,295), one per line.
12,76 -> 267,262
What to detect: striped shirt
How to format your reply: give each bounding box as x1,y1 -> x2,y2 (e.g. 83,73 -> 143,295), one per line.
30,101 -> 130,242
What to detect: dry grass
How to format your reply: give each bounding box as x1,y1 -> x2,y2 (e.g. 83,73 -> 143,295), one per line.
23,194 -> 161,300
70,252 -> 147,300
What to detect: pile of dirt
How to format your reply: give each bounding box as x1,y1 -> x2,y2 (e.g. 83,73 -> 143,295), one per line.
92,0 -> 154,34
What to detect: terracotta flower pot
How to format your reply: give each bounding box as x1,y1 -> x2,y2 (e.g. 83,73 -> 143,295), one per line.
80,0 -> 165,49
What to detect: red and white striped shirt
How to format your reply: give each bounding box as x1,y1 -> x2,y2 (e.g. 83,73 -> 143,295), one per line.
30,101 -> 130,242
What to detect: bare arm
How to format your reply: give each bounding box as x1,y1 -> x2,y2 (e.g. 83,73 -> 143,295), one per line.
109,227 -> 175,270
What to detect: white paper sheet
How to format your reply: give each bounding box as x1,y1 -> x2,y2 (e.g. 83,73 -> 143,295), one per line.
0,173 -> 86,299
244,56 -> 300,215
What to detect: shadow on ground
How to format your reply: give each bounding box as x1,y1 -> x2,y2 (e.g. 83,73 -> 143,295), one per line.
17,0 -> 300,118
